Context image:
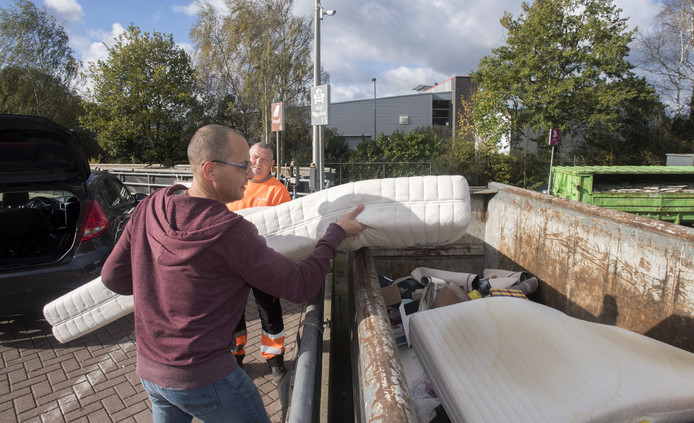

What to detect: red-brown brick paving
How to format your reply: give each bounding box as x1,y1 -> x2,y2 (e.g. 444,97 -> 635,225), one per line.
0,294 -> 304,422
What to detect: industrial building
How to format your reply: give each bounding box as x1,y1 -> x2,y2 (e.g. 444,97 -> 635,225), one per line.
327,76 -> 475,148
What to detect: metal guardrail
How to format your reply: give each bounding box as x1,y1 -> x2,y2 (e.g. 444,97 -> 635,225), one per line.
92,162 -> 434,196
92,165 -> 310,196
287,286 -> 325,423
91,166 -> 194,195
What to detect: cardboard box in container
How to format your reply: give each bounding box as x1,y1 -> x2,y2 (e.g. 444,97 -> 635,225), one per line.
381,283 -> 401,307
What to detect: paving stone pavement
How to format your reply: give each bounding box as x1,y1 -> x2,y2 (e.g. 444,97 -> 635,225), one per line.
0,294 -> 304,423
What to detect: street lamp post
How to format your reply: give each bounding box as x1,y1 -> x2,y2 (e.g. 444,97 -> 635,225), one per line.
263,76 -> 269,144
254,65 -> 270,144
372,77 -> 377,139
313,1 -> 335,191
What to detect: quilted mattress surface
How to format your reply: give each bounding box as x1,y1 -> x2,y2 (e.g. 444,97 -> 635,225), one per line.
237,175 -> 471,261
408,297 -> 694,423
44,175 -> 471,343
43,276 -> 133,345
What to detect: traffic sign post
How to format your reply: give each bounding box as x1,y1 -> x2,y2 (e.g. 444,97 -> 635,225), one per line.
311,84 -> 330,190
271,102 -> 284,132
271,102 -> 284,177
311,85 -> 330,125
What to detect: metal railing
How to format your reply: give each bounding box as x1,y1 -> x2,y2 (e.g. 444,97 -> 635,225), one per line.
286,286 -> 325,423
91,165 -> 193,195
93,161 -> 434,196
326,162 -> 433,185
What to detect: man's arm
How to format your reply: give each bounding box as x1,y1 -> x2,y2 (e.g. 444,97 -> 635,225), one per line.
231,205 -> 365,303
101,219 -> 134,295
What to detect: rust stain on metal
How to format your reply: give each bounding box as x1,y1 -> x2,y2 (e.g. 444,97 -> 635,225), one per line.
353,248 -> 418,423
485,183 -> 694,352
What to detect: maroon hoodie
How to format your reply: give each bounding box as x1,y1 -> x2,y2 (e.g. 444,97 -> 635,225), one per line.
102,184 -> 345,389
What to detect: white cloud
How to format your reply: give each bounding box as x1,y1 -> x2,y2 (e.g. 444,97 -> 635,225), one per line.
72,22 -> 126,67
172,2 -> 198,16
318,0 -> 523,101
614,0 -> 660,34
382,66 -> 450,93
177,41 -> 194,55
317,0 -> 661,102
172,0 -> 227,16
45,0 -> 84,24
57,0 -> 664,104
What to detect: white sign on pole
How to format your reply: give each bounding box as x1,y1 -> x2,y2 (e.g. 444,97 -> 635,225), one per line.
311,84 -> 330,125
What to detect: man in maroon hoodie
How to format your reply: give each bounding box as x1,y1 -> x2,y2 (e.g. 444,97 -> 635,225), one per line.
101,124 -> 365,423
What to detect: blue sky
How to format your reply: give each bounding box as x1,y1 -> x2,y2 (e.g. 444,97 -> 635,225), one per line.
0,0 -> 661,103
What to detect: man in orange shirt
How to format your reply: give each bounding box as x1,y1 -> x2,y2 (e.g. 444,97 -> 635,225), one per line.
227,142 -> 291,382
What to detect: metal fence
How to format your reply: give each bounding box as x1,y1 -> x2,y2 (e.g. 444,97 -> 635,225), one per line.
325,162 -> 433,186
93,162 -> 434,196
91,164 -> 193,195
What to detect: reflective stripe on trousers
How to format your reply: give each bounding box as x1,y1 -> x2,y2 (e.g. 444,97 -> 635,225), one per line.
260,329 -> 285,359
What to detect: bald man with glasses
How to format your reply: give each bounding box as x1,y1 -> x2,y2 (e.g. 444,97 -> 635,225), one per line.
102,126 -> 365,422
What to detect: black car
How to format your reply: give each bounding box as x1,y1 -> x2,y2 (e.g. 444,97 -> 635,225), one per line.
0,114 -> 145,315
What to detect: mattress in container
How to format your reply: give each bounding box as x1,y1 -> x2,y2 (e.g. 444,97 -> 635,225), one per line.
408,297 -> 694,423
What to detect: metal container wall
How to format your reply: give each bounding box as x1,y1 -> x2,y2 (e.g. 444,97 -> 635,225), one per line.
485,182 -> 694,352
347,182 -> 694,419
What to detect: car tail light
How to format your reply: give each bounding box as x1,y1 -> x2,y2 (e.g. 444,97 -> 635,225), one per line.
80,200 -> 110,241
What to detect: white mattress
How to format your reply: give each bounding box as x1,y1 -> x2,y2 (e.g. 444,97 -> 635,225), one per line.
237,175 -> 471,261
43,276 -> 133,345
44,175 -> 471,343
408,297 -> 694,423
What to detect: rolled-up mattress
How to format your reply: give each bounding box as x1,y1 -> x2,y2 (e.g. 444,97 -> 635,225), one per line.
44,175 -> 472,343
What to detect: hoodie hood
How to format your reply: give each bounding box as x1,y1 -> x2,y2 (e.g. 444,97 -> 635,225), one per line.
144,185 -> 243,266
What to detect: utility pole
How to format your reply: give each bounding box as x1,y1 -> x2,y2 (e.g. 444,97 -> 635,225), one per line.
312,1 -> 335,190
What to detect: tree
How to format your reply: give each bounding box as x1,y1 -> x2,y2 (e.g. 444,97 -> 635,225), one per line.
324,127 -> 350,163
81,25 -> 199,165
346,129 -> 443,180
0,66 -> 82,126
0,0 -> 78,86
278,105 -> 312,164
436,96 -> 548,188
471,0 -> 658,160
191,0 -> 312,143
637,0 -> 694,118
0,0 -> 85,142
576,82 -> 669,165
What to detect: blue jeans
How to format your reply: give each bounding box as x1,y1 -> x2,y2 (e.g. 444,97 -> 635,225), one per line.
141,366 -> 271,423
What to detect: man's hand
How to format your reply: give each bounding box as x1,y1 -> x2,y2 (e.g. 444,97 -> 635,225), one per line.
337,204 -> 366,237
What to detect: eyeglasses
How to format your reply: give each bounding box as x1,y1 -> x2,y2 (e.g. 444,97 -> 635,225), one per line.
210,159 -> 251,171
251,156 -> 272,164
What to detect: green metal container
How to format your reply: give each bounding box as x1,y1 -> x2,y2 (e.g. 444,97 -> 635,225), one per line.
551,166 -> 694,225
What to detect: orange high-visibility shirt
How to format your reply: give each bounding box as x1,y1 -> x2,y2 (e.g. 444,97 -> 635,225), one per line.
227,176 -> 291,211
